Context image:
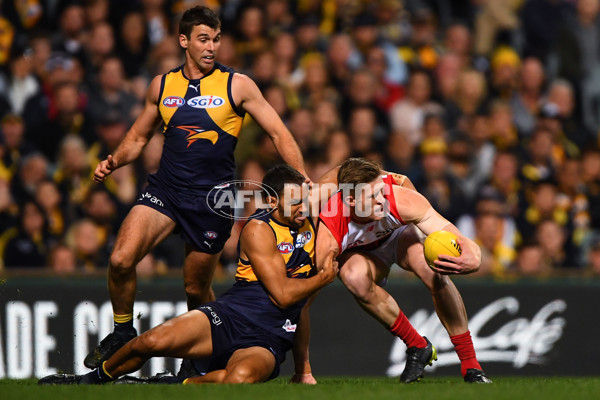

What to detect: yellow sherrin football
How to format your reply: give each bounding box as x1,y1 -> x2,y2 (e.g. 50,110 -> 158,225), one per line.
423,230 -> 462,269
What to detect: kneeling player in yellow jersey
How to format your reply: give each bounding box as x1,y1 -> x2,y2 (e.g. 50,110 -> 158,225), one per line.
39,165 -> 337,385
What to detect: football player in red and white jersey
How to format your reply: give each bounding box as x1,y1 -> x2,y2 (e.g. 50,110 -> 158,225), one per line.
305,158 -> 491,384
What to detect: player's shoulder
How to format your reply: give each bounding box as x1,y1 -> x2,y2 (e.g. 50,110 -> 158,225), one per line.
157,64 -> 184,81
147,74 -> 165,103
230,70 -> 257,89
391,182 -> 426,201
390,181 -> 431,222
240,218 -> 278,254
242,215 -> 276,238
214,62 -> 237,74
149,74 -> 164,87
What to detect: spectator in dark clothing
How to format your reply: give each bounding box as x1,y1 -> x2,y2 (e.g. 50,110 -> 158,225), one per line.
116,11 -> 151,79
82,21 -> 116,88
517,179 -> 568,242
1,114 -> 35,177
87,55 -> 138,128
37,80 -> 95,159
541,80 -> 589,152
510,57 -> 546,137
22,52 -> 86,150
10,152 -> 49,206
2,200 -> 50,268
383,132 -> 421,183
341,68 -> 391,133
413,137 -> 469,223
521,0 -> 570,61
51,4 -> 87,63
555,1 -> 599,78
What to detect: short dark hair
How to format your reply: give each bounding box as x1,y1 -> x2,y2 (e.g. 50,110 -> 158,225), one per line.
337,158 -> 381,193
261,165 -> 305,200
179,6 -> 220,38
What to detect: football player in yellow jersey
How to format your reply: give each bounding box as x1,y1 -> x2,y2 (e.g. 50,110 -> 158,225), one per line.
39,165 -> 337,385
87,6 -> 309,373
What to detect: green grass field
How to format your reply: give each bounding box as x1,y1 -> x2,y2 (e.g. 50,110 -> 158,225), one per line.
2,377 -> 600,400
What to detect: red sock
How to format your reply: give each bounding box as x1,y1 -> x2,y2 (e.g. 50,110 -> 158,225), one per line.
389,311 -> 427,349
450,330 -> 481,376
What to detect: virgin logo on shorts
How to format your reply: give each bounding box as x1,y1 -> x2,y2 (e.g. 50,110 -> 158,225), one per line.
277,242 -> 294,254
204,231 -> 218,239
138,192 -> 164,207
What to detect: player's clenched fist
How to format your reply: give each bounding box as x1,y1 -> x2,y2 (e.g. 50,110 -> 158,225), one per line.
93,154 -> 117,183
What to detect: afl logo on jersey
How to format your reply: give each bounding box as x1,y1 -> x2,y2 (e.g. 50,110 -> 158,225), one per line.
277,242 -> 294,254
163,96 -> 184,107
187,95 -> 225,109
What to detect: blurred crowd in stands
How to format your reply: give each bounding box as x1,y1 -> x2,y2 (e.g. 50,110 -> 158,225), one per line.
2,0 -> 600,279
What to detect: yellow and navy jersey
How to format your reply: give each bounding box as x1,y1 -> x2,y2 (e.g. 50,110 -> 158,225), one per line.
217,209 -> 316,344
151,63 -> 245,191
235,209 -> 316,282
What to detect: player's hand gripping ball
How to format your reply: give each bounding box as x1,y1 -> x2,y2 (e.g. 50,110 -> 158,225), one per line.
423,230 -> 462,269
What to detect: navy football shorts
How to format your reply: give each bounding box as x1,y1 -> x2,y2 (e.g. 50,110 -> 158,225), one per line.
135,181 -> 234,254
193,302 -> 289,381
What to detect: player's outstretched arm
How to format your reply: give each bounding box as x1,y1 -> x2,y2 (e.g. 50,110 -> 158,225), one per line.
232,74 -> 308,181
392,185 -> 481,274
241,220 -> 337,309
93,75 -> 163,183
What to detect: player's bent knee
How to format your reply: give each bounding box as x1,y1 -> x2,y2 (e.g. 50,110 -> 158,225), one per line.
184,282 -> 205,299
132,331 -> 166,355
339,264 -> 374,300
223,365 -> 263,384
109,250 -> 137,273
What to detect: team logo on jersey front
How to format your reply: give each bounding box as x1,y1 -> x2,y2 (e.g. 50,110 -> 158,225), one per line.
187,95 -> 225,109
177,126 -> 219,146
163,96 -> 184,107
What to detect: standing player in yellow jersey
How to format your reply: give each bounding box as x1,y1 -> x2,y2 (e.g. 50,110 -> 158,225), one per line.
86,6 -> 308,372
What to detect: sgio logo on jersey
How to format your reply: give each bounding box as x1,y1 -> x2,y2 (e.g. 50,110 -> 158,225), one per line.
187,95 -> 225,109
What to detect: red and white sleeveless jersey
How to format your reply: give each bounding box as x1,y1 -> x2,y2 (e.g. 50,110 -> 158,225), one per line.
318,175 -> 405,253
